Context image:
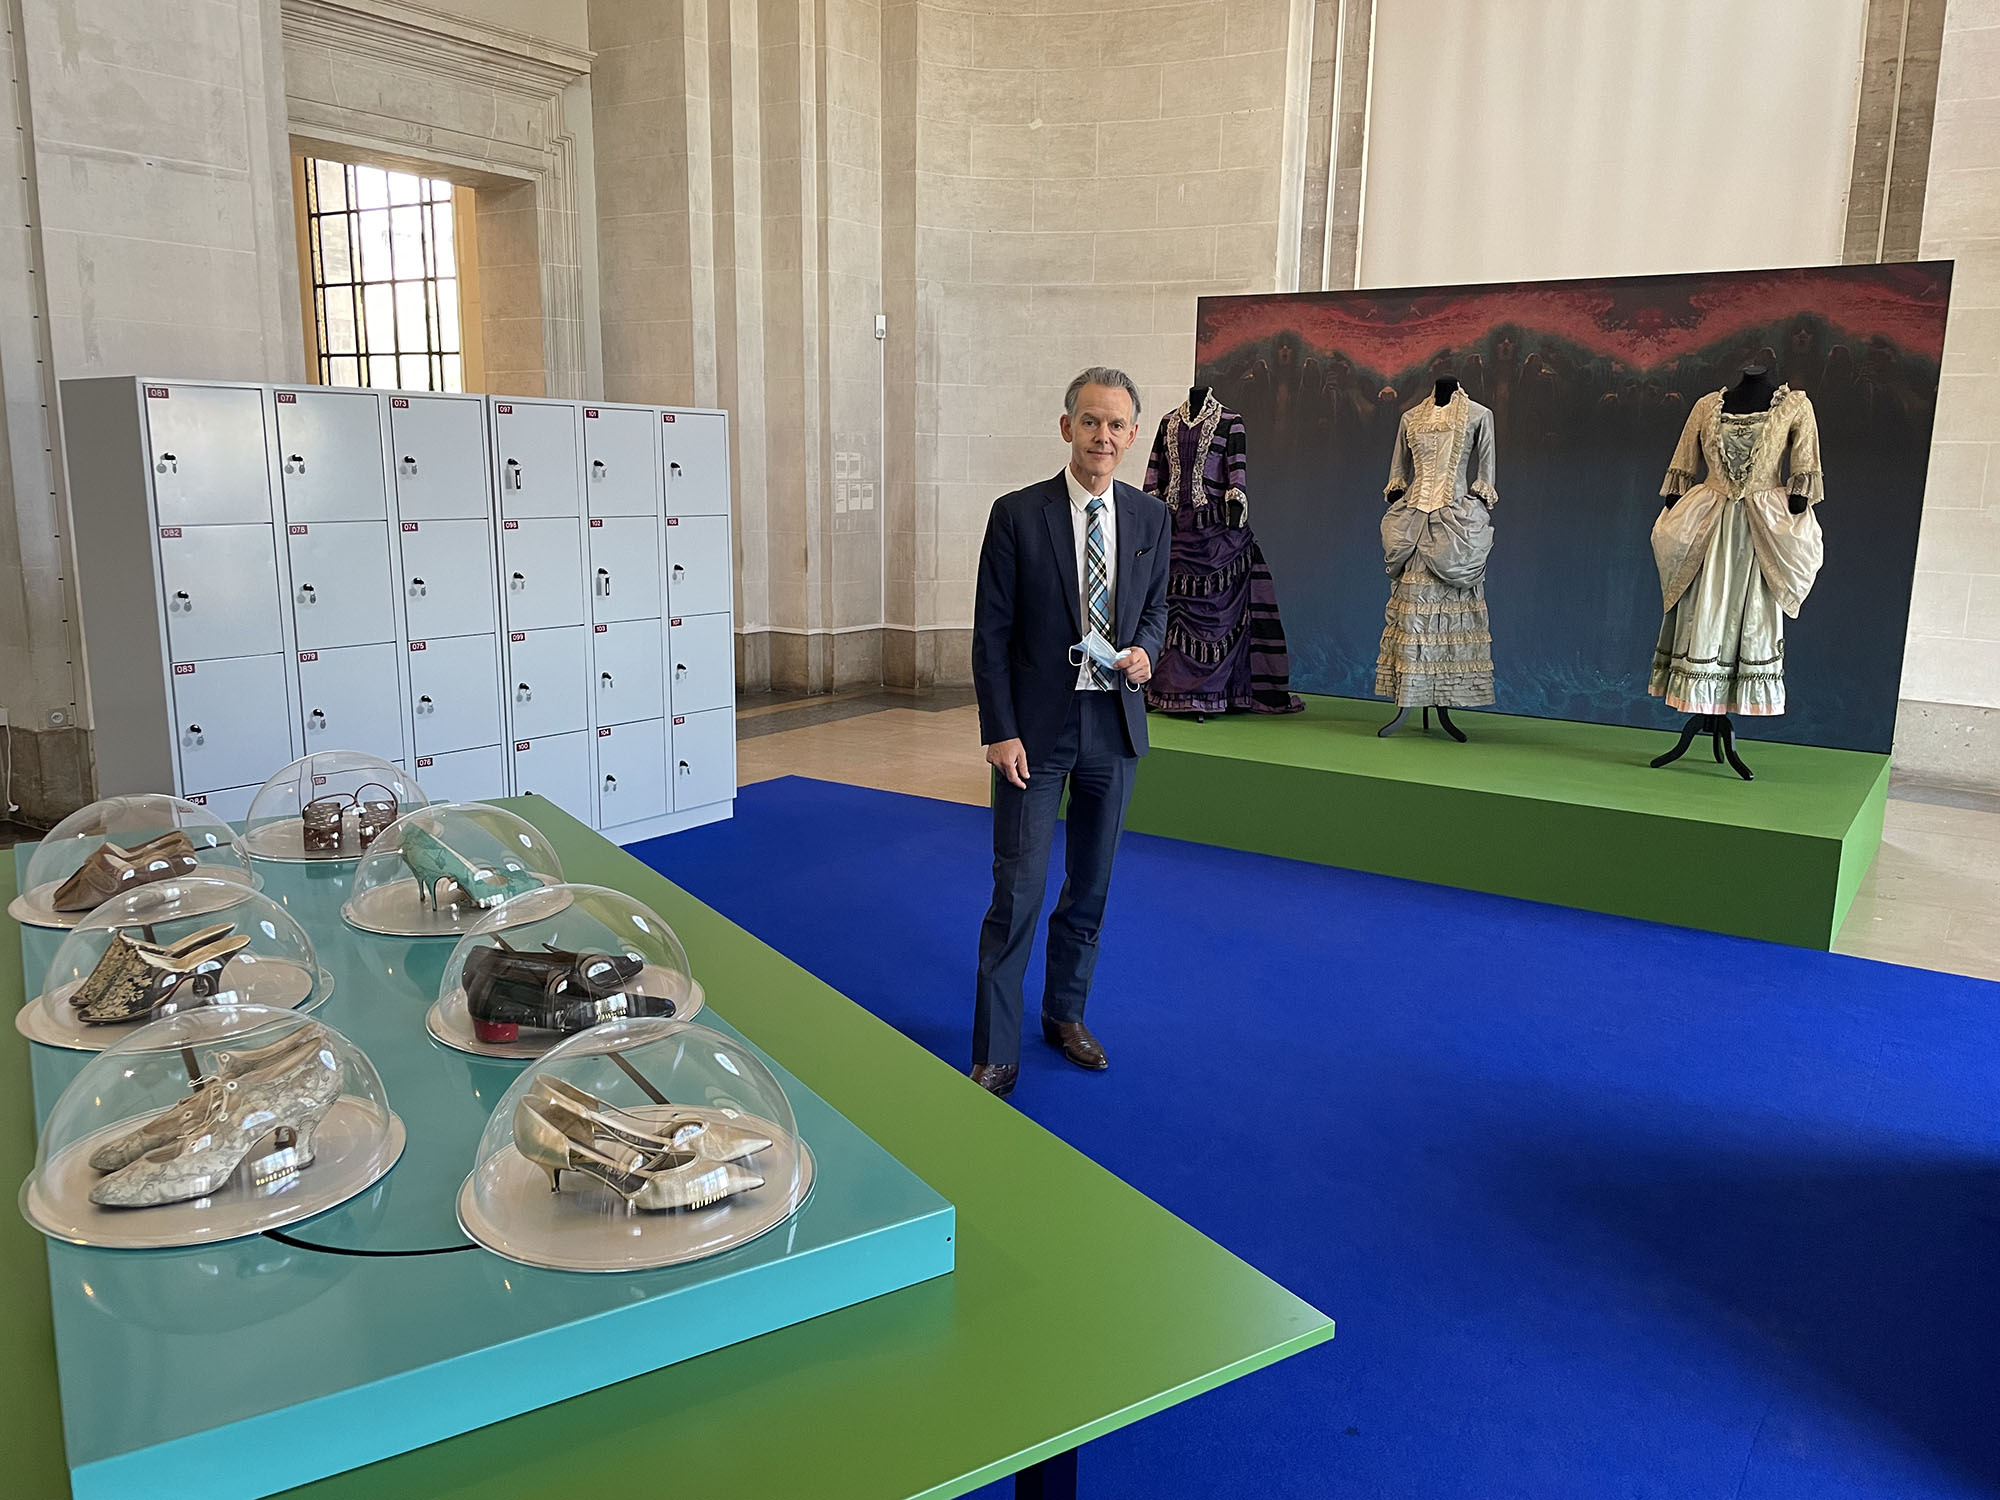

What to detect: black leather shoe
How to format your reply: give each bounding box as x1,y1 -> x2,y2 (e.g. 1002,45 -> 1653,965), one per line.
1041,1017 -> 1108,1070
970,1062 -> 1018,1097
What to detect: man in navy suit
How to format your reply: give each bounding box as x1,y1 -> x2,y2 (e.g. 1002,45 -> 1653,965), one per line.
968,367 -> 1171,1097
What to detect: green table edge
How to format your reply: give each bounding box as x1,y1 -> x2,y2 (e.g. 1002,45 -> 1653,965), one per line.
1,796 -> 1334,1500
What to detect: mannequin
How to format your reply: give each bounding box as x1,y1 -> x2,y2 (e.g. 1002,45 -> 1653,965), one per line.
1378,377 -> 1472,742
1650,364 -> 1809,782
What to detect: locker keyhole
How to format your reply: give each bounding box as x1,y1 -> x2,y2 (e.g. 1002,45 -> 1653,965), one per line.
417,695 -> 434,716
516,683 -> 532,703
181,724 -> 204,747
285,453 -> 306,475
409,577 -> 427,597
297,583 -> 316,605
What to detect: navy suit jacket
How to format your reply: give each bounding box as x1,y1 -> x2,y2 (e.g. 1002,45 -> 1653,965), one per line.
972,472 -> 1171,762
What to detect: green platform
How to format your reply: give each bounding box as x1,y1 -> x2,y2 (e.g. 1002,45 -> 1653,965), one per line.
1126,696 -> 1889,949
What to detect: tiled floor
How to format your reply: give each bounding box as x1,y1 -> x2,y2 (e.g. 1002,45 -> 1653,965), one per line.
735,695 -> 2000,982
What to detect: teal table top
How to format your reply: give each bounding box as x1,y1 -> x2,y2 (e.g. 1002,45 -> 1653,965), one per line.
1,795 -> 1333,1499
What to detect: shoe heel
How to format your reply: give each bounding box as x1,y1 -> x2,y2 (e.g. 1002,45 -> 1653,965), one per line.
473,1018 -> 520,1043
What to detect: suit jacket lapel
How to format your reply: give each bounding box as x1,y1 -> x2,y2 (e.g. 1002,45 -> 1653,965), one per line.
1042,475 -> 1083,636
1113,482 -> 1143,642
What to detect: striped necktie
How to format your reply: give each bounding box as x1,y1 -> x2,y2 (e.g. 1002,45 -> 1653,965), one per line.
1085,496 -> 1116,689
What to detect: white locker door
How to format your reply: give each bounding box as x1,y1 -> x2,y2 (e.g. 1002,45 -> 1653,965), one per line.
501,518 -> 585,631
507,626 -> 589,738
493,401 -> 581,518
512,731 -> 594,825
400,520 -> 495,640
144,384 -> 272,527
588,517 -> 663,623
596,719 -> 669,825
662,411 -> 730,518
298,643 -> 406,762
665,515 -> 731,617
170,654 -> 295,793
276,389 -> 387,522
668,613 -> 733,715
592,621 -> 666,725
288,523 -> 396,650
410,634 -> 503,756
413,745 -> 507,804
390,395 -> 488,521
584,407 -> 659,517
160,525 -> 284,663
187,783 -> 259,825
671,708 -> 737,811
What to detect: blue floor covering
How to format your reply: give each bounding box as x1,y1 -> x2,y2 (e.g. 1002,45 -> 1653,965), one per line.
633,776 -> 2000,1500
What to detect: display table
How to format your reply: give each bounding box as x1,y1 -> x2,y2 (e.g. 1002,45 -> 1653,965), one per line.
0,796 -> 1333,1500
1126,695 -> 1888,949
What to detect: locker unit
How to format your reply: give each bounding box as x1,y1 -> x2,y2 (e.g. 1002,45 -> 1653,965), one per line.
61,378 -> 735,846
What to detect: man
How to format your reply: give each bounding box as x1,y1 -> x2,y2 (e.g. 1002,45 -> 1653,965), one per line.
968,367 -> 1171,1098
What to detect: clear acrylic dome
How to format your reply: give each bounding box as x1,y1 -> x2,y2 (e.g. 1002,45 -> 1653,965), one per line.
9,794 -> 253,930
343,802 -> 565,939
19,1003 -> 405,1250
241,751 -> 428,863
456,1017 -> 812,1272
428,884 -> 704,1060
19,877 -> 333,1052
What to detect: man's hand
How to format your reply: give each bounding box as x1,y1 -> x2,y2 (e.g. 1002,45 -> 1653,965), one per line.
1117,646 -> 1151,685
986,738 -> 1030,789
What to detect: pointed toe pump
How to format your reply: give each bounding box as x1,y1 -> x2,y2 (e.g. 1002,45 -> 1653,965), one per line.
400,825 -> 542,911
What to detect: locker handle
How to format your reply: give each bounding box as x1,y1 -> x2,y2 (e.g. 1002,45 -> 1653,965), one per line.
409,577 -> 427,597
285,453 -> 306,474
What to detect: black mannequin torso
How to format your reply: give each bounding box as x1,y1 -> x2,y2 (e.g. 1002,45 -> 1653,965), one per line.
1186,385 -> 1211,415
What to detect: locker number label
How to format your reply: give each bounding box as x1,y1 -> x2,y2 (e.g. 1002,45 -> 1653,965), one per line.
511,632 -> 525,642
674,716 -> 685,726
496,403 -> 513,414
290,524 -> 308,535
516,741 -> 531,752
409,640 -> 427,652
276,391 -> 296,403
146,387 -> 169,399
503,520 -> 519,530
598,728 -> 612,737
173,663 -> 195,676
590,518 -> 604,528
298,651 -> 319,662
159,527 -> 182,539
584,408 -> 599,419
416,756 -> 433,768
391,397 -> 409,408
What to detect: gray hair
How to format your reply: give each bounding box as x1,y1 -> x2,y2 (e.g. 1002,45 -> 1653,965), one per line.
1064,366 -> 1141,423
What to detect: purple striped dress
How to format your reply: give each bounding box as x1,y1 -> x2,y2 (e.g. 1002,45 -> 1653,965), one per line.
1141,394 -> 1303,716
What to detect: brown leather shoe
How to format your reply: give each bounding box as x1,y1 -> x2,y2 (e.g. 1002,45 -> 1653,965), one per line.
969,1062 -> 1018,1097
1041,1017 -> 1108,1070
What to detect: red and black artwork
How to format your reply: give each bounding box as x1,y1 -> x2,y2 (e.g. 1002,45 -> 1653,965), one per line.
1193,263 -> 1951,753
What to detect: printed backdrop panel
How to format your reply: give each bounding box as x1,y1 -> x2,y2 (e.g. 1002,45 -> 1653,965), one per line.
1193,263 -> 1952,753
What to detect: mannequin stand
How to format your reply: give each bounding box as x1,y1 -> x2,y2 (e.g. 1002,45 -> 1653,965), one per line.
1377,706 -> 1467,742
1651,714 -> 1753,781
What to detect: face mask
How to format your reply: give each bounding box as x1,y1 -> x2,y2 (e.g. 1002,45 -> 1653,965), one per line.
1070,629 -> 1125,671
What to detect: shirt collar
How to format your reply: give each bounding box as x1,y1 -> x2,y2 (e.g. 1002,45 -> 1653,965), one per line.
1065,466 -> 1113,513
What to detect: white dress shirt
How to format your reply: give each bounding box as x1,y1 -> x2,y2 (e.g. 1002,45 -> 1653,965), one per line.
1064,465 -> 1117,691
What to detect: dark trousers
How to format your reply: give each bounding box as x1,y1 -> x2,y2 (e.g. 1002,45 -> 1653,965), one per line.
972,691 -> 1137,1067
